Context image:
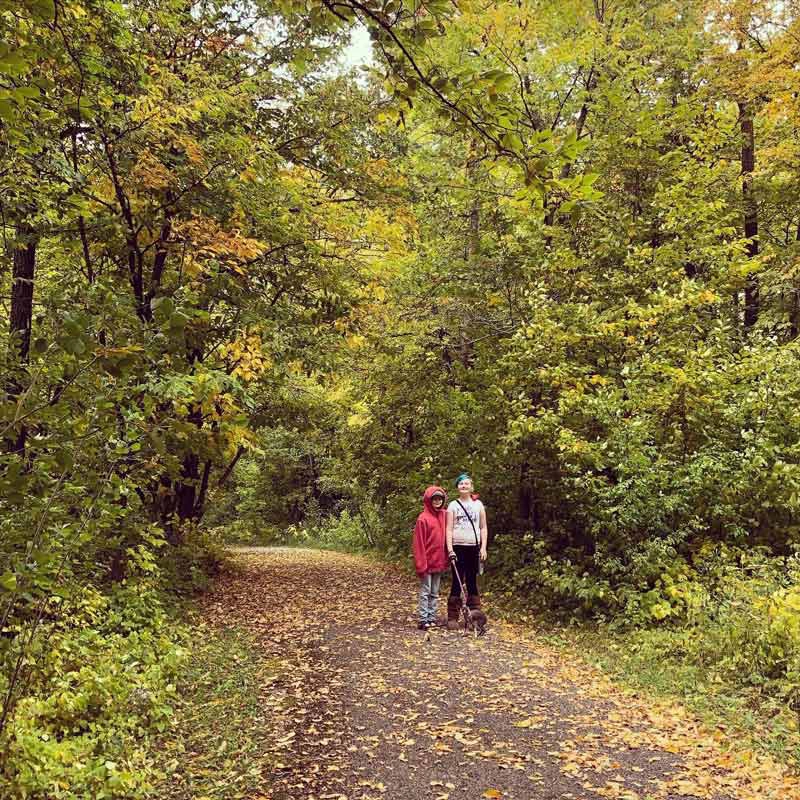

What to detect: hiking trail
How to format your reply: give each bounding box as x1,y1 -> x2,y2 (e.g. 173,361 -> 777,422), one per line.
202,548 -> 798,800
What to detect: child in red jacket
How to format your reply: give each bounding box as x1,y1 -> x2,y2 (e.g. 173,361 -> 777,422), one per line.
412,486 -> 448,630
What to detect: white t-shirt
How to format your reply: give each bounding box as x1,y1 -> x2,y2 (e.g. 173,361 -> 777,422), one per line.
448,498 -> 484,547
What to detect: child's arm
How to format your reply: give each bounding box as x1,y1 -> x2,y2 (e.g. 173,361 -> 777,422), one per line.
412,518 -> 428,576
479,506 -> 488,560
446,509 -> 454,556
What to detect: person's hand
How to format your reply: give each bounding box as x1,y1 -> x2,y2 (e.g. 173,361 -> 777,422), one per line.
480,548 -> 487,562
448,551 -> 457,563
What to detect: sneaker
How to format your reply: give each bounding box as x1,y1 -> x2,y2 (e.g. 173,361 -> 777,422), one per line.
417,621 -> 431,630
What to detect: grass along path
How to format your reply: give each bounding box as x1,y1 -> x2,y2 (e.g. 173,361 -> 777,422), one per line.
196,548 -> 799,800
152,619 -> 282,800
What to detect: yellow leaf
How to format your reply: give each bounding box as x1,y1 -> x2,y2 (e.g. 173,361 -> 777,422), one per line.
346,334 -> 366,350
482,791 -> 502,799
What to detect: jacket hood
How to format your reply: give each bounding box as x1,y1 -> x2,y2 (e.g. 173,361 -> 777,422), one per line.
422,485 -> 447,513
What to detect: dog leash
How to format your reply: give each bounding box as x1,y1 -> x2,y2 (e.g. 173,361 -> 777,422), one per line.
450,558 -> 472,629
451,559 -> 468,606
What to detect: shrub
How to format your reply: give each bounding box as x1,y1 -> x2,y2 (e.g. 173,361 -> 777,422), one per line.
0,580 -> 187,799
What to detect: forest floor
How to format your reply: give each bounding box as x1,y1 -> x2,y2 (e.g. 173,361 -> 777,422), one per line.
195,548 -> 800,800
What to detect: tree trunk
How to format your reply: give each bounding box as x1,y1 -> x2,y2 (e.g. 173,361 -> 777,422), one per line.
194,459 -> 212,518
217,445 -> 245,488
465,140 -> 480,260
544,76 -> 593,229
790,220 -> 800,340
173,403 -> 207,526
175,456 -> 200,522
738,100 -> 759,329
6,226 -> 36,455
458,142 -> 480,368
10,231 -> 35,362
517,461 -> 533,530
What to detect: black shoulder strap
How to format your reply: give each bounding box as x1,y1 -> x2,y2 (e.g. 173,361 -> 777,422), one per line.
455,499 -> 480,547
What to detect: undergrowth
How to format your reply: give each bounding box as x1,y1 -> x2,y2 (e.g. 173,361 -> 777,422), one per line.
486,548 -> 800,773
152,621 -> 282,800
0,537 -> 237,800
0,581 -> 186,799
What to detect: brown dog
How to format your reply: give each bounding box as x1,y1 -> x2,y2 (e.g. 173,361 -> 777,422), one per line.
464,607 -> 488,637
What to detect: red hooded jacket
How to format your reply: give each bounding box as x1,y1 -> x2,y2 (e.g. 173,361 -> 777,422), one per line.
412,486 -> 448,576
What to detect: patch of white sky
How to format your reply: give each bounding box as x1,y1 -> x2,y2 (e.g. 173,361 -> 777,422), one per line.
252,17 -> 375,83
249,18 -> 375,122
337,23 -> 375,72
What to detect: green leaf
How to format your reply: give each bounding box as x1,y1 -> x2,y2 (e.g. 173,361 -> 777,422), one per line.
501,132 -> 523,153
63,337 -> 86,355
494,74 -> 516,92
168,311 -> 190,331
0,50 -> 28,77
29,0 -> 55,18
54,449 -> 74,471
0,572 -> 17,592
152,296 -> 175,321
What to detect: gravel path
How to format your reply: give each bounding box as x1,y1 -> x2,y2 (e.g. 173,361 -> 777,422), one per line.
204,548 -> 798,800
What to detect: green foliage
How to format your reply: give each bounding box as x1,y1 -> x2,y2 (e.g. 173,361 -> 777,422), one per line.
0,581 -> 186,799
223,1 -> 800,726
1,0 -> 400,787
684,549 -> 800,694
304,509 -> 369,551
9,0 -> 800,785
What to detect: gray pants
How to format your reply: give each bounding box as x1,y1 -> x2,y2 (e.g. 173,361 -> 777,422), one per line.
418,572 -> 443,623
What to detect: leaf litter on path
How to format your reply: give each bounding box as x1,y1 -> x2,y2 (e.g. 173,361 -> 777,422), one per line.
201,548 -> 800,800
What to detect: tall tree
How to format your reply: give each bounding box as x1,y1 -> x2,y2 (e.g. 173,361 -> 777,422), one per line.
5,225 -> 36,455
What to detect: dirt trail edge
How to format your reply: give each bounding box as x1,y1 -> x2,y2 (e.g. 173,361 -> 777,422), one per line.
203,548 -> 798,800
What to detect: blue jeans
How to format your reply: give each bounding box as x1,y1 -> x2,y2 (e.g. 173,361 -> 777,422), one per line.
418,572 -> 443,623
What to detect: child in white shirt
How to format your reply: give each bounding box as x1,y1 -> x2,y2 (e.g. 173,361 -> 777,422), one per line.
445,473 -> 488,630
